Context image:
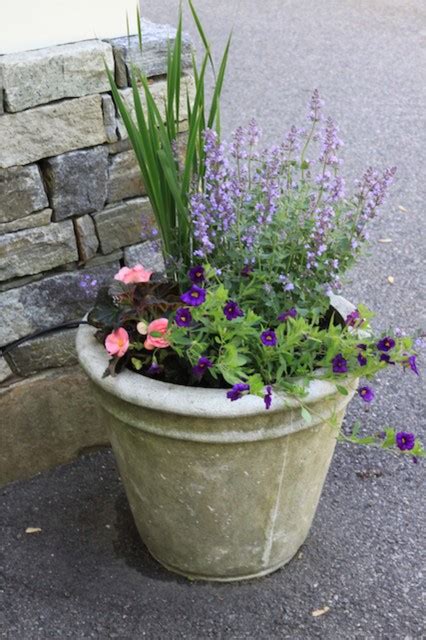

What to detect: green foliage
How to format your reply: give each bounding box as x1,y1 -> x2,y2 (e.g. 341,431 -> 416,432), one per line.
107,4 -> 231,273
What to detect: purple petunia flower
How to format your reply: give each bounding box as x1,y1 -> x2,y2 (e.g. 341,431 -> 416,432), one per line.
332,353 -> 348,374
192,356 -> 213,380
188,265 -> 205,284
226,383 -> 250,402
261,329 -> 277,347
357,352 -> 367,367
223,300 -> 244,321
264,385 -> 272,410
345,309 -> 361,327
380,353 -> 395,365
147,362 -> 163,376
358,385 -> 375,402
180,285 -> 206,307
241,265 -> 253,277
396,431 -> 415,451
404,354 -> 419,376
175,307 -> 192,327
377,336 -> 395,352
278,308 -> 297,322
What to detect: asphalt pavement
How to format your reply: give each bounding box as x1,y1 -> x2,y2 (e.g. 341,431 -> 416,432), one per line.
1,1 -> 425,638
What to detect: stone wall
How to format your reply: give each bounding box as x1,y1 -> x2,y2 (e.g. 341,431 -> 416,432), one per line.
0,20 -> 192,486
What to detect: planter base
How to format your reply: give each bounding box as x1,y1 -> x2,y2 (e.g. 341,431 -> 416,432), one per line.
148,545 -> 302,582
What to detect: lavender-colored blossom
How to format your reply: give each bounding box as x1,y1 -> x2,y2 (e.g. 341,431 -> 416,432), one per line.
377,336 -> 395,352
261,329 -> 277,347
224,300 -> 244,321
79,274 -> 98,289
190,129 -> 237,258
188,265 -> 205,284
226,383 -> 250,402
180,286 -> 206,307
358,386 -> 375,402
278,308 -> 297,322
319,117 -> 343,168
307,89 -> 324,123
175,307 -> 192,327
396,431 -> 415,451
192,356 -> 213,380
332,353 -> 348,374
264,385 -> 273,410
353,166 -> 397,238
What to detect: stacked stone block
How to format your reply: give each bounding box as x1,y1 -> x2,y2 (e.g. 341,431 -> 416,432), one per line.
0,20 -> 192,485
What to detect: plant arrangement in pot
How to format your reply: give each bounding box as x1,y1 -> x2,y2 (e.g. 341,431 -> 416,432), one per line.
76,7 -> 424,581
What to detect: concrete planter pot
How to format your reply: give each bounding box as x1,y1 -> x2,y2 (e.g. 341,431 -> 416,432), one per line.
76,295 -> 358,582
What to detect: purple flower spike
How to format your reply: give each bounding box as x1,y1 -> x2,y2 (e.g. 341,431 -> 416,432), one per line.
180,285 -> 206,307
261,329 -> 278,347
346,309 -> 361,327
192,356 -> 213,380
188,265 -> 205,284
264,385 -> 272,410
175,307 -> 192,327
226,383 -> 250,402
396,431 -> 415,451
405,354 -> 420,376
223,300 -> 244,321
332,353 -> 348,374
377,336 -> 395,352
358,385 -> 375,402
278,308 -> 297,322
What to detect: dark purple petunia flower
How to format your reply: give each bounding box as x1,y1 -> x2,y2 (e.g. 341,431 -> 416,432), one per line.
188,265 -> 205,284
345,309 -> 361,327
180,285 -> 206,307
223,300 -> 244,321
241,265 -> 253,277
380,353 -> 395,365
332,353 -> 348,373
404,354 -> 419,376
264,385 -> 272,410
175,307 -> 192,327
357,352 -> 367,366
377,336 -> 395,352
358,385 -> 375,402
192,356 -> 213,379
226,383 -> 250,402
278,307 -> 297,322
147,362 -> 163,376
261,329 -> 278,347
396,431 -> 415,451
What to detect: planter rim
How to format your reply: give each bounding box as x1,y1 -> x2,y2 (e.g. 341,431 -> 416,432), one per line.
76,294 -> 356,420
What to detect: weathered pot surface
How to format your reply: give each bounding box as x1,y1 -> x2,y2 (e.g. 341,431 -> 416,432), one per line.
76,294 -> 358,581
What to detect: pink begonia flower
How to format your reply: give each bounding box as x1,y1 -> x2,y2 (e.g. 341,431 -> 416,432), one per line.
144,318 -> 170,350
114,265 -> 153,284
105,327 -> 130,358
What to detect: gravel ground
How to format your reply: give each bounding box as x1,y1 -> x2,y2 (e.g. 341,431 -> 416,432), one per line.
1,1 -> 425,638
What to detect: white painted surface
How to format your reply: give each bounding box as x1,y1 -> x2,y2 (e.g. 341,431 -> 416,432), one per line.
0,0 -> 139,54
